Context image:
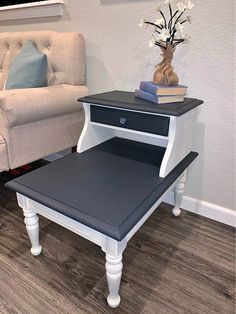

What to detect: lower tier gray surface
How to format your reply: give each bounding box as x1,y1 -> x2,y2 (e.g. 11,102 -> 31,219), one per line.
6,138 -> 198,240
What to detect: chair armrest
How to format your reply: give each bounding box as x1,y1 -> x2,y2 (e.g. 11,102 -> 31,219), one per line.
0,84 -> 89,127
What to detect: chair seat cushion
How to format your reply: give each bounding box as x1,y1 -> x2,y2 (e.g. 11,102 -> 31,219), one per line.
5,40 -> 48,90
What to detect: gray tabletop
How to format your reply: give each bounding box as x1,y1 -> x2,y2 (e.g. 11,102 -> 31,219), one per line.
6,138 -> 197,240
78,90 -> 203,116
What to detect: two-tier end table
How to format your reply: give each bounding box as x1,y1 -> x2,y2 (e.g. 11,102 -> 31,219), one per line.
6,91 -> 203,308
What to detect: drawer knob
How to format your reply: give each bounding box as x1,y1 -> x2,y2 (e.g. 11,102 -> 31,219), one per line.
120,117 -> 127,125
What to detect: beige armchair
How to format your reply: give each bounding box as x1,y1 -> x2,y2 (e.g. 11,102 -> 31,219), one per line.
0,31 -> 89,172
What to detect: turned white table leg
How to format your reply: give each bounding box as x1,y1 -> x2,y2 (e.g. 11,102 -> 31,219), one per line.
172,171 -> 187,217
23,208 -> 42,256
105,254 -> 123,308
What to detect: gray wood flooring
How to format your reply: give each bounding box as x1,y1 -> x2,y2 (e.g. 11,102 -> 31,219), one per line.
0,183 -> 235,314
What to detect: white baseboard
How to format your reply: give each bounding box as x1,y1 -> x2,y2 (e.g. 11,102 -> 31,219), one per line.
164,193 -> 236,227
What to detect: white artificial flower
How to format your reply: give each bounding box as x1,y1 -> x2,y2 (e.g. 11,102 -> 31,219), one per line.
165,0 -> 174,4
178,14 -> 192,23
177,2 -> 186,11
157,28 -> 170,41
186,0 -> 194,10
176,22 -> 184,33
178,31 -> 190,43
155,17 -> 165,26
178,16 -> 185,23
148,37 -> 156,48
139,17 -> 147,28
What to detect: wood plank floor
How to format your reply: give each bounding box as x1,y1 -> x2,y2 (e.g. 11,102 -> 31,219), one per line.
0,180 -> 235,313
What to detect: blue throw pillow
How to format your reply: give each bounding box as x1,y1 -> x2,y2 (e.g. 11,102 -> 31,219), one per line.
5,40 -> 48,90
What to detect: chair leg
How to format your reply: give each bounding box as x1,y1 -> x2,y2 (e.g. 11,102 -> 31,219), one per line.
23,208 -> 42,256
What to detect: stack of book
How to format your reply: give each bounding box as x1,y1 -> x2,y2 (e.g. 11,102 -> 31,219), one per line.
135,81 -> 187,104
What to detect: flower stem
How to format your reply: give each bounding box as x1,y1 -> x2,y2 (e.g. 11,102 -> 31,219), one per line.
170,9 -> 186,43
172,10 -> 179,19
172,9 -> 186,30
170,29 -> 177,44
160,10 -> 167,29
145,21 -> 161,33
173,39 -> 185,47
168,4 -> 173,30
169,10 -> 179,30
155,42 -> 167,50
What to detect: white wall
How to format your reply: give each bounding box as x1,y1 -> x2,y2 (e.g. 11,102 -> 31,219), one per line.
0,0 -> 235,210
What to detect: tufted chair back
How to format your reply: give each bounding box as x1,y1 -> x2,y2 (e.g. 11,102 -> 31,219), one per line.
0,31 -> 86,90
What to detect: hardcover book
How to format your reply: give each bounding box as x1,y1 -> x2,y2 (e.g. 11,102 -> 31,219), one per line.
140,81 -> 187,96
135,89 -> 185,104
